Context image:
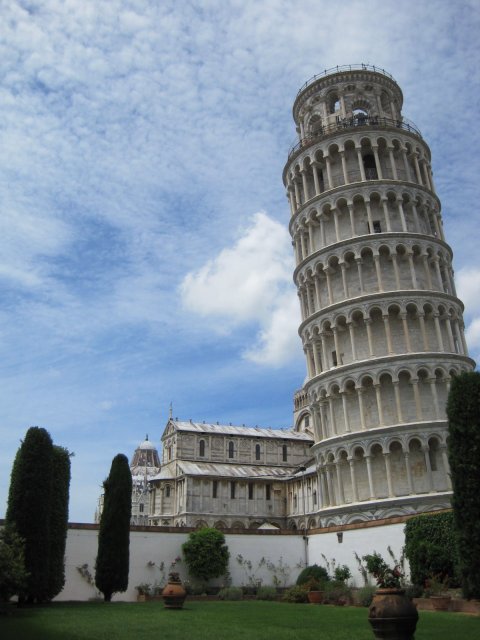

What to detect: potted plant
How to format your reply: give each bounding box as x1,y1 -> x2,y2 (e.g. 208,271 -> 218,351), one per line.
424,575 -> 451,611
162,558 -> 187,609
135,583 -> 151,602
305,577 -> 325,604
363,552 -> 418,640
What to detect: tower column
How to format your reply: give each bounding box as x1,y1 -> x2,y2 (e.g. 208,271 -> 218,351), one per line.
348,458 -> 358,502
365,455 -> 375,499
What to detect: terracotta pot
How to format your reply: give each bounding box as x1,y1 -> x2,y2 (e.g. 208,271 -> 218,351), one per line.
430,595 -> 451,611
162,580 -> 187,609
307,590 -> 324,604
368,588 -> 418,640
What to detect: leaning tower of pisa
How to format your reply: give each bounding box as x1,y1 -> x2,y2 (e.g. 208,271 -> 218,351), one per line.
285,65 -> 475,524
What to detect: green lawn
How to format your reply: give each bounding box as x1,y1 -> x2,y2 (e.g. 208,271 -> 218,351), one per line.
1,601 -> 479,640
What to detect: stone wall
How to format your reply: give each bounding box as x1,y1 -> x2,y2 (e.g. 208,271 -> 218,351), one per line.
54,516 -> 410,601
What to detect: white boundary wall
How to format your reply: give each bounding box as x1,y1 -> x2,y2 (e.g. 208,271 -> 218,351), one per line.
55,520 -> 409,601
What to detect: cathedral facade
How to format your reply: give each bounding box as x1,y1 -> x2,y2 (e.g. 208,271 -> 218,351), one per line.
101,65 -> 474,531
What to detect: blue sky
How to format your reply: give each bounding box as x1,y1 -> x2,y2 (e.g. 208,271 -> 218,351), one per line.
1,0 -> 480,522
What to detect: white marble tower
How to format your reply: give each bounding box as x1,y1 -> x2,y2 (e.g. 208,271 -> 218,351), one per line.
285,65 -> 474,524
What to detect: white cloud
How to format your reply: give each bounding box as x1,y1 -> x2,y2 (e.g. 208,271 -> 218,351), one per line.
457,267 -> 480,362
180,211 -> 301,364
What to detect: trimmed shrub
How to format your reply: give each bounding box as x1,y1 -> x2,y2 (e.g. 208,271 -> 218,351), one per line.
95,454 -> 132,602
404,511 -> 457,587
218,586 -> 242,600
6,427 -> 54,602
447,371 -> 480,599
46,446 -> 71,600
282,585 -> 308,603
296,564 -> 329,586
256,585 -> 278,600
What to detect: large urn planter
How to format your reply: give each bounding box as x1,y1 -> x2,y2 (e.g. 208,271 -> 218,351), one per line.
307,590 -> 324,604
162,577 -> 187,609
368,588 -> 419,640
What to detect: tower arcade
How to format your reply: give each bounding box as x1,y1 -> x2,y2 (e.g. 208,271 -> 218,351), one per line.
286,65 -> 474,523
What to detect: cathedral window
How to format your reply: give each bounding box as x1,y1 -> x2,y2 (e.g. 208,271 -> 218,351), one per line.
139,503 -> 144,513
199,439 -> 205,457
228,441 -> 234,458
282,444 -> 288,462
165,485 -> 171,498
266,484 -> 271,501
255,443 -> 261,460
212,480 -> 218,498
230,481 -> 236,499
304,415 -> 310,428
313,490 -> 317,505
248,483 -> 254,500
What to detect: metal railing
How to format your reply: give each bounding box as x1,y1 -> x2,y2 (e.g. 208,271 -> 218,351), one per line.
296,64 -> 396,97
287,115 -> 422,160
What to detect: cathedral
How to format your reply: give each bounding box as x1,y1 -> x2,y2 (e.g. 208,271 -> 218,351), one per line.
98,65 -> 474,531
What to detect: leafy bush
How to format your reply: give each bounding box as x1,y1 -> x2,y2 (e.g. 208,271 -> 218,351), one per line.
405,583 -> 424,599
296,565 -> 329,586
355,585 -> 376,607
334,565 -> 351,583
404,512 -> 458,587
282,585 -> 308,603
182,528 -> 229,582
218,586 -> 242,600
256,585 -> 278,600
0,529 -> 28,605
323,580 -> 351,605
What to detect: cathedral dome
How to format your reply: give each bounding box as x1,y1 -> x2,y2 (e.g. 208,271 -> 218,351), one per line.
130,435 -> 161,472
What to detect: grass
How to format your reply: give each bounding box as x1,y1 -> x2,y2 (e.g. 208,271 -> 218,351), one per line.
1,601 -> 479,640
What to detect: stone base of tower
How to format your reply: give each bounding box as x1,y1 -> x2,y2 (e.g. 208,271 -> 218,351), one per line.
302,491 -> 451,529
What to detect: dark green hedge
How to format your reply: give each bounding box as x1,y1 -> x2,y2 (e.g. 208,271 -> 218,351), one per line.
296,564 -> 330,586
404,511 -> 457,587
447,371 -> 480,599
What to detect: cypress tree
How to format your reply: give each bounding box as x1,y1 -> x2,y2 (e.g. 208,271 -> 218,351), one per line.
46,446 -> 72,600
95,454 -> 132,602
5,427 -> 54,602
446,370 -> 480,599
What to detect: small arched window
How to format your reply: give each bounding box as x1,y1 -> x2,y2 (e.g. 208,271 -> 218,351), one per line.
363,153 -> 378,179
329,93 -> 340,114
282,444 -> 288,462
228,441 -> 234,458
165,485 -> 171,498
199,439 -> 205,457
255,444 -> 261,460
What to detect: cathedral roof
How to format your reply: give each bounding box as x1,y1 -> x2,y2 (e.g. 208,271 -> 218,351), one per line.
150,460 -> 300,480
163,419 -> 313,441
